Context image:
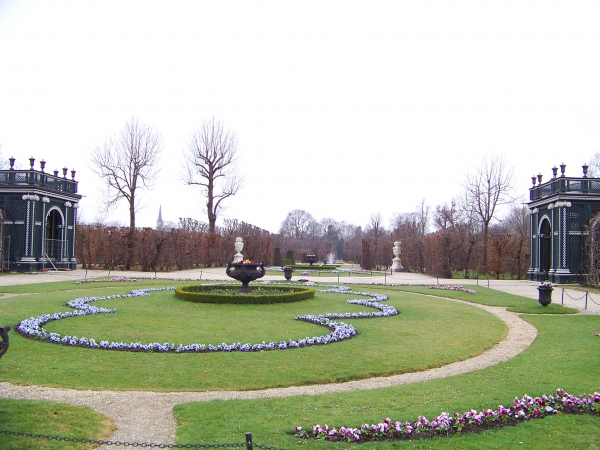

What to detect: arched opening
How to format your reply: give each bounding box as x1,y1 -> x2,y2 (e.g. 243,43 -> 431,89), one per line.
540,218 -> 552,278
45,209 -> 64,260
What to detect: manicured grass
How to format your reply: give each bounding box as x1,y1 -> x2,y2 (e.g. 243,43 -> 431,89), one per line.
0,282 -> 507,391
2,278 -> 595,448
174,314 -> 600,448
388,284 -> 579,314
0,398 -> 115,450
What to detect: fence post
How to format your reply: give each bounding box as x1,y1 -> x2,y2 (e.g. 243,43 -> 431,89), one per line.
562,288 -> 564,305
585,291 -> 588,310
246,432 -> 253,450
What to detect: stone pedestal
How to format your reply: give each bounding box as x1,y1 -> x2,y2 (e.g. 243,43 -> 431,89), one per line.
391,257 -> 403,272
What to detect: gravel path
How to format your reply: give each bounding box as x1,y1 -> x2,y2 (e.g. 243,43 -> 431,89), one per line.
0,298 -> 537,448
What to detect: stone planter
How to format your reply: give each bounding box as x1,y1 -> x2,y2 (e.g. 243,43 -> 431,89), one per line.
537,284 -> 554,306
226,262 -> 265,293
283,267 -> 293,281
305,255 -> 318,266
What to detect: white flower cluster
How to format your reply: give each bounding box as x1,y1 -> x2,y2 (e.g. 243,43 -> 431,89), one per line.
16,286 -> 366,353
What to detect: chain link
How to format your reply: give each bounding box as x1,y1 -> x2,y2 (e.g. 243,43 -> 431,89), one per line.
0,429 -> 284,449
562,289 -> 588,301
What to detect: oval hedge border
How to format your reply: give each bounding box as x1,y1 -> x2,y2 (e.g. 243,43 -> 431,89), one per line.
174,284 -> 316,304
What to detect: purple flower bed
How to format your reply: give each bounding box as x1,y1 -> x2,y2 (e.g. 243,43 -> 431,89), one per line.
16,284 -> 400,354
295,389 -> 600,442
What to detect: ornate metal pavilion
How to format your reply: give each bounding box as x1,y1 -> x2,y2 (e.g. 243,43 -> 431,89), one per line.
528,163 -> 600,284
0,157 -> 81,272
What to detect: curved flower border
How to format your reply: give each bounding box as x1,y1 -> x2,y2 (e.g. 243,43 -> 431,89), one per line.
16,285 -> 399,353
295,389 -> 600,442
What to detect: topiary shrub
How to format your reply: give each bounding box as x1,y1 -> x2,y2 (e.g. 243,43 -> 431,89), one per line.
285,250 -> 295,265
274,247 -> 282,266
175,284 -> 315,304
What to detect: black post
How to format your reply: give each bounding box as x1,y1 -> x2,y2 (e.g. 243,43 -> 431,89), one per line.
245,432 -> 253,450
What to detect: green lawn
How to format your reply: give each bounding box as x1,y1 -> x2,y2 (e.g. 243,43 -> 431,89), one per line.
0,282 -> 507,391
175,314 -> 600,448
1,278 -> 597,449
0,399 -> 115,450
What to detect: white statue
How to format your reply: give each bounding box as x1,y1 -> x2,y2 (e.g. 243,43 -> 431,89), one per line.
391,241 -> 403,272
233,237 -> 244,263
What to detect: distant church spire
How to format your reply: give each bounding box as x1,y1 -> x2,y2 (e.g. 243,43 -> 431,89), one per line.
157,205 -> 164,230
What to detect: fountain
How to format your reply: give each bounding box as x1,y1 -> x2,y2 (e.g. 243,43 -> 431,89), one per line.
326,252 -> 335,264
226,237 -> 265,293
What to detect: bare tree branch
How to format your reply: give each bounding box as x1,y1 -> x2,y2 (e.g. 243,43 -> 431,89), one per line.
89,118 -> 163,229
460,153 -> 515,267
181,117 -> 245,233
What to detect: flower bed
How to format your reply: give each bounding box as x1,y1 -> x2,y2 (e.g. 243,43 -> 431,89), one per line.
295,389 -> 600,442
16,284 -> 399,354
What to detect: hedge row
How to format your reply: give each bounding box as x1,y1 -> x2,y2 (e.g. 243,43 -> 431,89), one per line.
292,264 -> 338,271
174,284 -> 316,304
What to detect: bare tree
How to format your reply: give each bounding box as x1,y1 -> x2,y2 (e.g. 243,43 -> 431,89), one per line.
460,154 -> 515,268
181,117 -> 245,233
365,212 -> 385,239
279,209 -> 317,239
433,199 -> 461,231
90,118 -> 163,229
588,152 -> 600,177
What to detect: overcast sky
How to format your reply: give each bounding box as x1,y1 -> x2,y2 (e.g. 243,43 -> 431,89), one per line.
0,1 -> 599,233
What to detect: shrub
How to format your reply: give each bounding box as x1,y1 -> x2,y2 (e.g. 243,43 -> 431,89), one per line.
292,264 -> 338,271
285,250 -> 295,265
274,247 -> 282,266
175,284 -> 315,304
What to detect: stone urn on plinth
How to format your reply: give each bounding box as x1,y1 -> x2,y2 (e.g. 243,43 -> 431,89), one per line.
226,262 -> 266,294
305,254 -> 318,266
391,241 -> 404,272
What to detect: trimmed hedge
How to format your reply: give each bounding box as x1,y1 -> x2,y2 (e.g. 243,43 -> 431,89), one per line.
175,284 -> 316,304
292,264 -> 338,271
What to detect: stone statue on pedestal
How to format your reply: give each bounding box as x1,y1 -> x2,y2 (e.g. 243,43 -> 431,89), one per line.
391,241 -> 403,272
233,237 -> 244,263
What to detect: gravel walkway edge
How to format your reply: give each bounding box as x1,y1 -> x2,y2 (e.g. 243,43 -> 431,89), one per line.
0,299 -> 537,448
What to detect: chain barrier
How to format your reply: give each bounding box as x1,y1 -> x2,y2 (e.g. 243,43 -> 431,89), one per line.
0,429 -> 284,449
560,288 -> 600,309
586,291 -> 600,306
562,289 -> 588,301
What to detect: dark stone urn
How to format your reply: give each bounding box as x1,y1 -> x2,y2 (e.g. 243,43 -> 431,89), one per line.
226,262 -> 266,293
283,266 -> 293,280
537,283 -> 553,306
305,254 -> 318,266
